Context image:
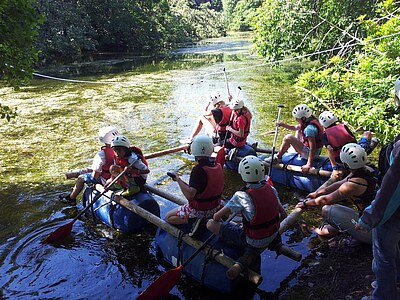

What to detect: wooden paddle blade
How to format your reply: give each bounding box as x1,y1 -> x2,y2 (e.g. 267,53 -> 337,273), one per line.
215,146 -> 226,166
137,265 -> 184,300
42,220 -> 74,243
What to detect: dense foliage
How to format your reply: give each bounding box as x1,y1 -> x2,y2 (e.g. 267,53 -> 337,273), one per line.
222,0 -> 261,31
34,0 -> 225,64
0,0 -> 40,120
252,0 -> 400,143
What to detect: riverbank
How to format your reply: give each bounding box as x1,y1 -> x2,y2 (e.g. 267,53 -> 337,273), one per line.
282,233 -> 374,300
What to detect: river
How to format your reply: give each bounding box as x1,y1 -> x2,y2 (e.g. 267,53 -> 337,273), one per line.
0,33 -> 315,299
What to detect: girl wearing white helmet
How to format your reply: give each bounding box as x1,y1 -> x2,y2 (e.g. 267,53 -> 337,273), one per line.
296,143 -> 376,244
59,126 -> 119,205
207,155 -> 287,280
265,103 -> 323,173
225,98 -> 252,149
111,135 -> 150,195
181,91 -> 229,145
165,135 -> 224,231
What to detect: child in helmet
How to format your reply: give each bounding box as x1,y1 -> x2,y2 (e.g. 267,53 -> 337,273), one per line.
59,126 -> 119,206
111,135 -> 150,195
166,135 -> 224,236
296,143 -> 376,244
265,104 -> 323,173
181,92 -> 229,145
318,110 -> 378,188
225,98 -> 252,149
207,155 -> 287,280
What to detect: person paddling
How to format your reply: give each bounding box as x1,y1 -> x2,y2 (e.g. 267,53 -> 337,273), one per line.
165,135 -> 224,237
207,155 -> 287,280
265,104 -> 323,173
59,126 -> 119,206
111,135 -> 150,196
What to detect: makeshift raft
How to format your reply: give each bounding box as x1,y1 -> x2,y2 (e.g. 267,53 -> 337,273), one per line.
82,186 -> 160,233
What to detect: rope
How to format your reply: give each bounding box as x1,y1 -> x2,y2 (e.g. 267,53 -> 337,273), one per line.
176,230 -> 185,265
31,32 -> 400,85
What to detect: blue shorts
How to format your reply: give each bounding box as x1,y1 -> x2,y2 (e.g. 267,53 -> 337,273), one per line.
81,173 -> 102,185
358,136 -> 371,152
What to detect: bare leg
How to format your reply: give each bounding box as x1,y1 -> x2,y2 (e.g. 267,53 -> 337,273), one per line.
165,207 -> 189,225
206,219 -> 222,235
276,134 -> 305,158
70,175 -> 86,199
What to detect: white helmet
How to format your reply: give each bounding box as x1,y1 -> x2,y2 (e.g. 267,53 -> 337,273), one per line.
190,135 -> 214,157
98,126 -> 119,144
292,104 -> 312,119
238,155 -> 265,182
395,77 -> 400,107
319,111 -> 338,128
210,92 -> 223,106
230,99 -> 244,110
111,135 -> 130,148
340,143 -> 367,169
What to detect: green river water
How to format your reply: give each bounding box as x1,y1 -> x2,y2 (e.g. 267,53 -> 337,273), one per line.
0,33 -> 316,299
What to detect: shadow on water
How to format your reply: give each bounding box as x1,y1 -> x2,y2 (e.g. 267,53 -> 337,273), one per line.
0,32 -> 320,299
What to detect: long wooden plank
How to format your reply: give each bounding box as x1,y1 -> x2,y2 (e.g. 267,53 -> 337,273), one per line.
146,185 -> 187,206
144,144 -> 189,159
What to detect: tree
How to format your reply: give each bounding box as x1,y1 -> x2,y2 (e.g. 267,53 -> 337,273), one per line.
0,0 -> 40,121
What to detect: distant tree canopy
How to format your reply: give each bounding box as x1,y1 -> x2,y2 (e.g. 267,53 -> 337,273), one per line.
0,0 -> 40,120
34,0 -> 225,64
222,0 -> 261,31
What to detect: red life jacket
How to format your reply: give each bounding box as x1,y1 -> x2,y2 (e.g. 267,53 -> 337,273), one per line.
215,105 -> 232,133
325,123 -> 357,158
101,146 -> 115,180
190,163 -> 224,211
114,146 -> 148,178
242,183 -> 280,240
230,110 -> 251,147
299,117 -> 324,149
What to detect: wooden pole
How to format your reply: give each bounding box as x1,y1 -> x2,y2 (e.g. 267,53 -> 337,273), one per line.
112,195 -> 263,285
144,145 -> 189,159
145,185 -> 187,206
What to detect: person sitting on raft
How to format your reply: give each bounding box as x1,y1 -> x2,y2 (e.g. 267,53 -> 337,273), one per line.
207,155 -> 287,280
265,104 -> 323,173
166,135 -> 224,237
210,100 -> 232,146
296,143 -> 377,244
59,125 -> 119,206
318,110 -> 378,188
111,135 -> 150,195
224,98 -> 252,150
181,92 -> 230,145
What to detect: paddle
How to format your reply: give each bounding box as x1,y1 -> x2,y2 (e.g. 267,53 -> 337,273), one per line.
215,86 -> 241,166
137,213 -> 237,300
42,161 -> 135,243
223,67 -> 231,99
267,104 -> 284,183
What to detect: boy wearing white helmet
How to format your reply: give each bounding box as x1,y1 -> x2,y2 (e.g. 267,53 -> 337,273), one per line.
59,126 -> 119,205
265,104 -> 323,173
181,92 -> 229,145
318,110 -> 377,188
111,135 -> 150,195
355,77 -> 400,299
207,155 -> 287,280
296,143 -> 376,244
166,135 -> 224,235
